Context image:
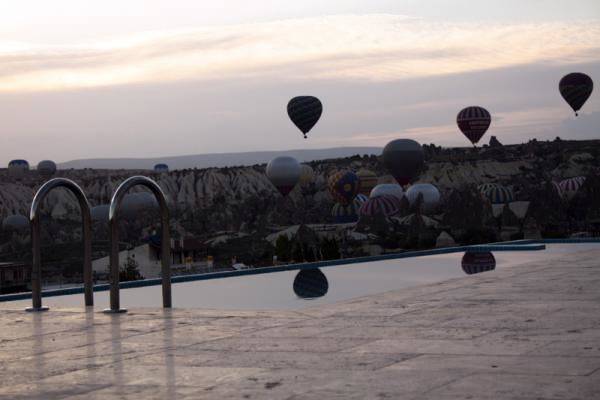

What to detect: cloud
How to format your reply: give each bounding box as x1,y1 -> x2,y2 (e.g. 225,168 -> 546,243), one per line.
1,14 -> 599,92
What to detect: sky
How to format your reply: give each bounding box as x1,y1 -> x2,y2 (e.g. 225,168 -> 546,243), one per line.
1,1 -> 599,164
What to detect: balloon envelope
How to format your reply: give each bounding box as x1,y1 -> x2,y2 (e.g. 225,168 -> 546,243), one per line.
359,194 -> 401,217
293,269 -> 329,299
2,214 -> 29,232
456,106 -> 491,145
370,183 -> 404,201
461,252 -> 496,275
328,170 -> 360,205
559,176 -> 585,201
266,156 -> 301,196
559,73 -> 593,115
356,168 -> 378,196
299,164 -> 315,186
405,183 -> 440,212
287,96 -> 323,138
8,159 -> 29,179
382,139 -> 424,186
154,163 -> 169,173
37,160 -> 57,177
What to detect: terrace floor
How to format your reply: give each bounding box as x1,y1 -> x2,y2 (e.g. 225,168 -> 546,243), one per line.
0,249 -> 599,399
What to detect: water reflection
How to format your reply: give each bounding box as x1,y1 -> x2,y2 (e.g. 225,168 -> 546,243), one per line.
461,252 -> 496,275
293,268 -> 329,299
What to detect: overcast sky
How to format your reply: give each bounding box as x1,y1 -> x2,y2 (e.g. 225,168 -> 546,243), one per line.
1,1 -> 599,164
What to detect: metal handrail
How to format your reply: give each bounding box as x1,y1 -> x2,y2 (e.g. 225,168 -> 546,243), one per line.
28,178 -> 93,311
105,176 -> 171,313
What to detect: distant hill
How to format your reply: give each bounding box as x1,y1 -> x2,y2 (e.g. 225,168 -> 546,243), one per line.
58,147 -> 382,170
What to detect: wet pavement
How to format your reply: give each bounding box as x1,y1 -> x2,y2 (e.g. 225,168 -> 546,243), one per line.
0,248 -> 599,399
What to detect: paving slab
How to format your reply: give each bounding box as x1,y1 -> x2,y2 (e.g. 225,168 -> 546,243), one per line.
0,249 -> 599,399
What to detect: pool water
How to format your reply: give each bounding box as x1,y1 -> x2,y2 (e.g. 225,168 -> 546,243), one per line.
2,243 -> 597,310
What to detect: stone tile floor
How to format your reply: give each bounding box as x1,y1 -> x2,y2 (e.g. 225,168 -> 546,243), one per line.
0,250 -> 599,399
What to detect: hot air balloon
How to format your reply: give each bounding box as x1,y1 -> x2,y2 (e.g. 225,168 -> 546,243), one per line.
90,204 -> 110,222
331,203 -> 358,224
266,156 -> 301,196
356,168 -> 378,196
559,73 -> 593,116
559,176 -> 586,201
405,183 -> 440,213
461,252 -> 496,275
382,139 -> 424,186
299,164 -> 315,186
328,170 -> 360,205
370,183 -> 404,202
287,96 -> 323,139
2,214 -> 29,232
477,183 -> 500,195
481,185 -> 513,204
37,160 -> 56,178
293,269 -> 329,299
359,195 -> 401,217
121,192 -> 159,219
457,106 -> 491,146
8,159 -> 29,180
154,163 -> 169,173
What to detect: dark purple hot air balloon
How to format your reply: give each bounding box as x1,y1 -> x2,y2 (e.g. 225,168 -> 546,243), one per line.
457,106 -> 491,146
287,96 -> 323,139
559,73 -> 593,116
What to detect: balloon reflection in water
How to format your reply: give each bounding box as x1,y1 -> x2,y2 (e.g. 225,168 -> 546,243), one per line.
293,269 -> 329,299
461,252 -> 496,275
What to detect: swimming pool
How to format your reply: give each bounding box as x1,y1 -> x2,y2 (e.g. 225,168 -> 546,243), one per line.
1,242 -> 596,310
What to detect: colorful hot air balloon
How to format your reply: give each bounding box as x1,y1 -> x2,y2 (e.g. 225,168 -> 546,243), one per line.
293,269 -> 329,299
457,106 -> 491,146
382,139 -> 424,186
559,176 -> 586,201
482,185 -> 513,204
559,73 -> 593,116
477,183 -> 500,194
287,96 -> 323,139
328,170 -> 360,205
370,183 -> 404,202
266,156 -> 301,196
154,163 -> 169,173
461,252 -> 496,275
331,194 -> 368,223
331,203 -> 358,224
405,183 -> 440,213
299,164 -> 315,186
356,168 -> 378,196
359,195 -> 401,217
37,160 -> 56,178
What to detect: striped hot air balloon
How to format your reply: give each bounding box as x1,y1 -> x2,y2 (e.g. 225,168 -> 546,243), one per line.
559,73 -> 593,116
359,195 -> 401,217
457,106 -> 491,145
328,170 -> 360,205
477,183 -> 500,194
332,194 -> 368,223
356,168 -> 378,196
331,203 -> 358,224
287,96 -> 323,139
482,185 -> 513,204
461,252 -> 496,275
559,176 -> 586,201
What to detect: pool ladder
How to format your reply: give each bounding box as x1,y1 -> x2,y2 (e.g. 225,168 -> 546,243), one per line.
27,176 -> 172,314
